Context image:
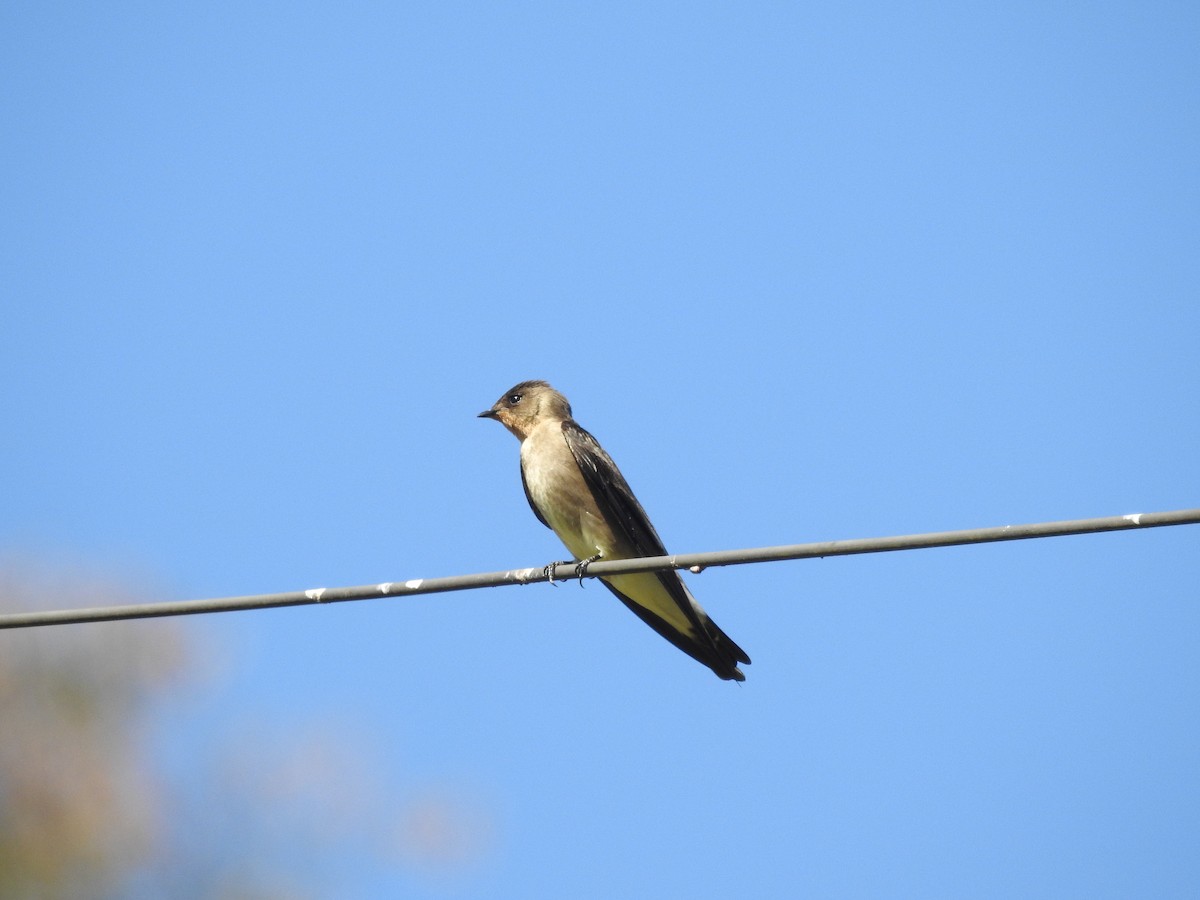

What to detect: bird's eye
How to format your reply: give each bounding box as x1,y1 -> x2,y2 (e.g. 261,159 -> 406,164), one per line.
506,393 -> 522,405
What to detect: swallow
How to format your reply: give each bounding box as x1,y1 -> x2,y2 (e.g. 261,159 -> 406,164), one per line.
480,380 -> 749,681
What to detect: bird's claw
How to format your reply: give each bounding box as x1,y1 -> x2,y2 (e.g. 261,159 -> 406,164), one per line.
574,552 -> 602,586
544,560 -> 573,586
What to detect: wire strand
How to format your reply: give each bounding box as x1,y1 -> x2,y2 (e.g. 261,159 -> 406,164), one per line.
2,508 -> 1197,629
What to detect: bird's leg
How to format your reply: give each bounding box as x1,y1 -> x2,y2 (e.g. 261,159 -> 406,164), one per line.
543,560 -> 575,586
574,552 -> 602,586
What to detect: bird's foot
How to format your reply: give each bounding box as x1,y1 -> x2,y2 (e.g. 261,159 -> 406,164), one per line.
574,552 -> 602,586
543,560 -> 574,586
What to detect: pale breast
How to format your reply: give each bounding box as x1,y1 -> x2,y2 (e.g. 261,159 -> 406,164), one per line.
520,422 -> 619,560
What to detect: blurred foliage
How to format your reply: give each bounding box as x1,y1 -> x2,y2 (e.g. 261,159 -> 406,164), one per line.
0,561 -> 492,899
0,564 -> 187,899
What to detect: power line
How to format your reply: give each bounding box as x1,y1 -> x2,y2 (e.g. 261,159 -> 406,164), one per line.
1,508 -> 1197,630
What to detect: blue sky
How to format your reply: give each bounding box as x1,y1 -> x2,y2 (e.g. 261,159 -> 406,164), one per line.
2,1 -> 1198,896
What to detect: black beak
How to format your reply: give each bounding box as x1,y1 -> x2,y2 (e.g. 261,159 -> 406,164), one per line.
478,408 -> 498,419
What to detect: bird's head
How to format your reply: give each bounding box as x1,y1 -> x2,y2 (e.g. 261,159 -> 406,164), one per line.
478,380 -> 572,440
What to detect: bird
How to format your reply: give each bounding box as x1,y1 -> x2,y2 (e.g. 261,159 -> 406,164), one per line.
479,380 -> 750,681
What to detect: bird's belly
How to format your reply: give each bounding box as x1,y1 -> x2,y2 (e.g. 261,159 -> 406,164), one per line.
541,486 -> 618,561
521,436 -> 619,560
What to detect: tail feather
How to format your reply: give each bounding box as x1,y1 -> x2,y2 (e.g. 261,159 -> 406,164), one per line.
603,580 -> 750,681
705,617 -> 751,667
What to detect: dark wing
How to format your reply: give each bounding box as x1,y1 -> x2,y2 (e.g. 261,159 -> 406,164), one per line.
561,420 -> 750,679
560,420 -> 670,558
601,578 -> 749,681
519,462 -> 550,528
